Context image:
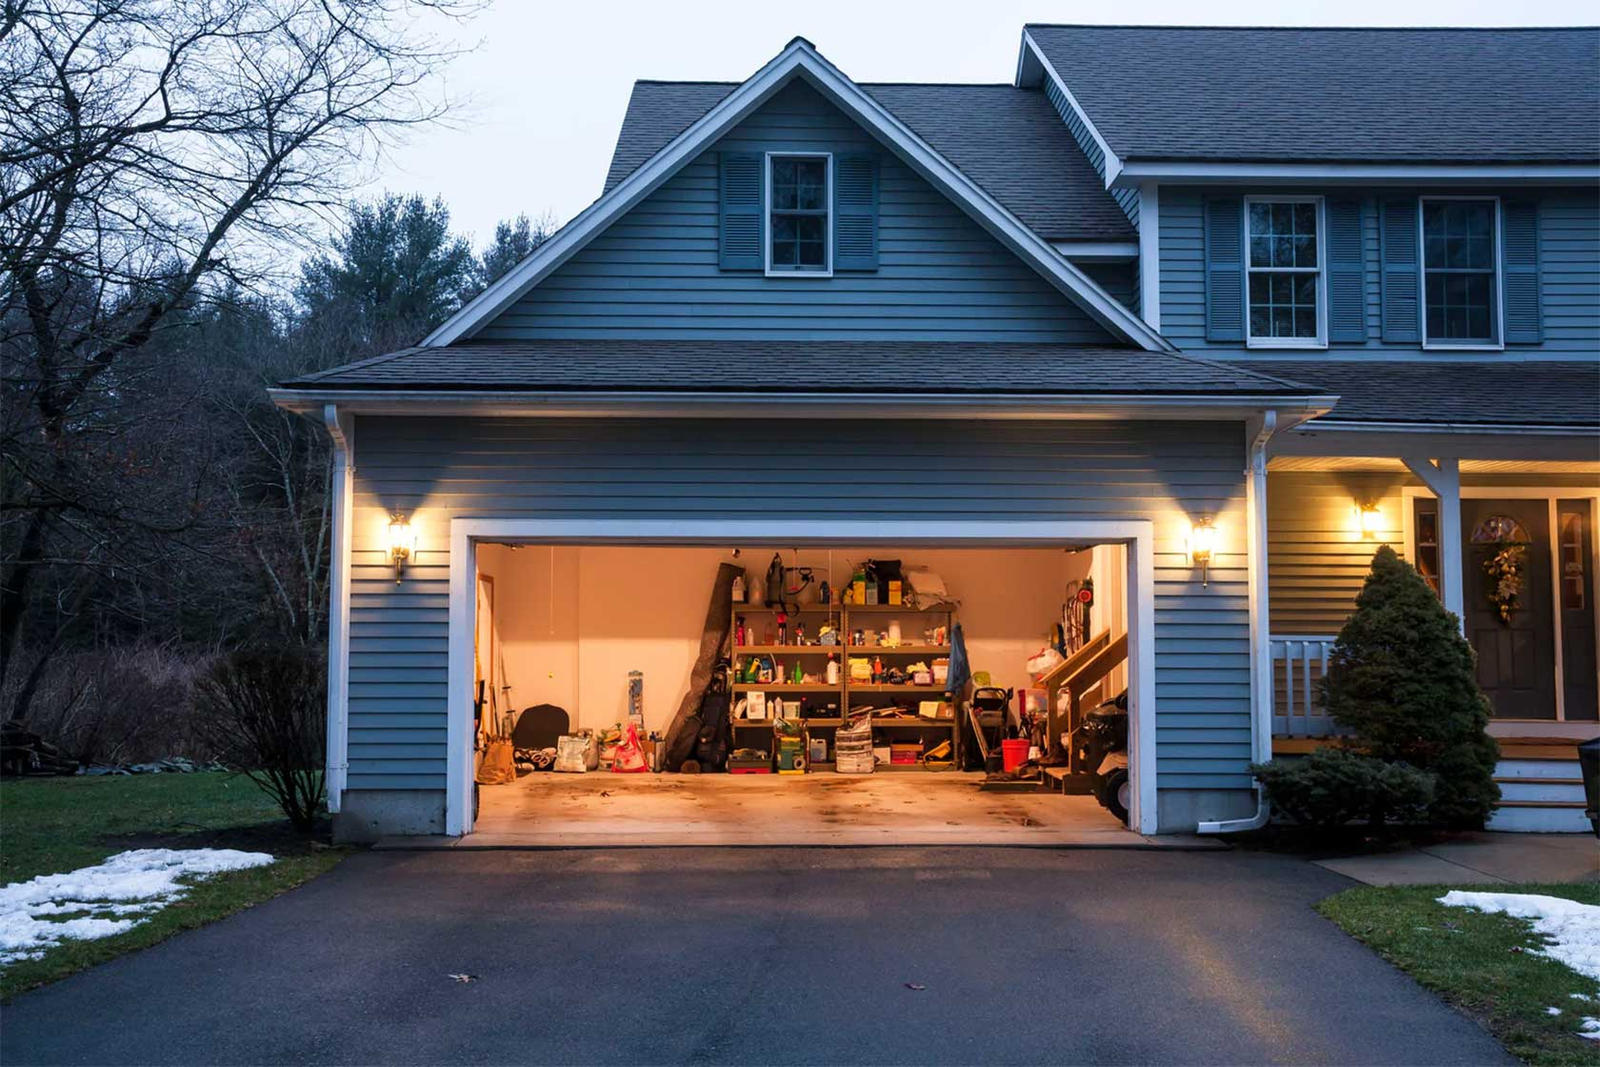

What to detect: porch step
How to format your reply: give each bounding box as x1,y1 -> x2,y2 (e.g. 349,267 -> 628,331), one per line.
1495,778 -> 1586,805
1488,801 -> 1594,834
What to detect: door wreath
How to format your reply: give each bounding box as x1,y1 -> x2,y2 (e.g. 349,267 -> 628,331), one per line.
1471,514 -> 1532,625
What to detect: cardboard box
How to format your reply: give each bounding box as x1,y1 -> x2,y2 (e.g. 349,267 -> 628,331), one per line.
890,743 -> 922,765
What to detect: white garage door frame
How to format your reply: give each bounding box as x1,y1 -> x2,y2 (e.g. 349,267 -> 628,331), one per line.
446,519 -> 1159,836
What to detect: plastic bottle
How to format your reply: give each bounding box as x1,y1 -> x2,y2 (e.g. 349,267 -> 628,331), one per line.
872,655 -> 884,684
826,654 -> 840,685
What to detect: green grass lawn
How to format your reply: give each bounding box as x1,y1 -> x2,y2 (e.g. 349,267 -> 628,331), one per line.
1,773 -> 345,1000
1319,881 -> 1600,1066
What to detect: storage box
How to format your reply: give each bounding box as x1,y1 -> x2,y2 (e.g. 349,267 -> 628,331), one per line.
891,743 -> 923,765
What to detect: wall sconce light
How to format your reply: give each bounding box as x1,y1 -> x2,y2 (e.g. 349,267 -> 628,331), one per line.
1190,518 -> 1217,587
387,515 -> 414,584
1358,502 -> 1381,538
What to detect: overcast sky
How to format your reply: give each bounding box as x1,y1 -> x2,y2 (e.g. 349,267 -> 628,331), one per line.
375,0 -> 1596,247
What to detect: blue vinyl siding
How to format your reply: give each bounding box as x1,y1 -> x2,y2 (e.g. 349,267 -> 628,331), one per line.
1160,186 -> 1600,355
478,81 -> 1117,344
1043,79 -> 1138,229
345,416 -> 1256,822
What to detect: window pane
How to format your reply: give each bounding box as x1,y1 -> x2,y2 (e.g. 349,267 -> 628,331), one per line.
1422,200 -> 1496,341
1249,264 -> 1318,338
1250,236 -> 1270,268
1248,203 -> 1271,234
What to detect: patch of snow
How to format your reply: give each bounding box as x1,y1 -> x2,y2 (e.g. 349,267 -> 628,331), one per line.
1547,1006 -> 1563,1015
0,849 -> 273,966
1580,1017 -> 1600,1041
1438,891 -> 1600,983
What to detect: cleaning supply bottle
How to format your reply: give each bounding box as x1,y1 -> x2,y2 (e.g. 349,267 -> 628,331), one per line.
826,654 -> 840,685
872,655 -> 884,684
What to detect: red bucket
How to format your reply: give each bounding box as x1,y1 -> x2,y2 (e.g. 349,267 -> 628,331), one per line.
1001,738 -> 1030,773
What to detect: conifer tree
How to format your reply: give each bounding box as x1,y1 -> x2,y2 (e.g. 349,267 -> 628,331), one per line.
1323,545 -> 1501,827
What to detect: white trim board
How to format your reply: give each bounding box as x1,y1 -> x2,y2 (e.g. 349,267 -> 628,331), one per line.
1015,30 -> 1124,185
269,388 -> 1336,423
444,518 -> 1160,837
419,38 -> 1172,353
1111,162 -> 1600,186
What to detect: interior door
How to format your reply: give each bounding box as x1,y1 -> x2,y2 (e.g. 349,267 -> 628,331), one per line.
1462,500 -> 1556,719
1558,500 -> 1598,721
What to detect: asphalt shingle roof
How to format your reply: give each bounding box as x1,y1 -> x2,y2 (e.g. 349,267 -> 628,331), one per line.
1026,25 -> 1600,164
1240,361 -> 1600,427
283,340 -> 1318,396
604,81 -> 1136,241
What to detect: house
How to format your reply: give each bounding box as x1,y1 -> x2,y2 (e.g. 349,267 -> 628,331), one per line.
269,26 -> 1600,842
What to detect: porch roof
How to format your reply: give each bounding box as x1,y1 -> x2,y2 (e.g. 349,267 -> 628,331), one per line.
1240,360 -> 1600,429
280,339 -> 1322,397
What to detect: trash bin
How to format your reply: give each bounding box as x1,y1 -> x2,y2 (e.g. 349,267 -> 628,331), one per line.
1578,737 -> 1600,839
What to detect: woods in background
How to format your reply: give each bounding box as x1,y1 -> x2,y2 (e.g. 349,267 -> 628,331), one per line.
1,1 -> 550,765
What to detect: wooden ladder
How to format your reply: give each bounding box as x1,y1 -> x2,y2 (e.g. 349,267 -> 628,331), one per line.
1034,630 -> 1129,771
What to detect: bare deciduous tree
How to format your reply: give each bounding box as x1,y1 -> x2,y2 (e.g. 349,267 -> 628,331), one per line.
0,0 -> 473,703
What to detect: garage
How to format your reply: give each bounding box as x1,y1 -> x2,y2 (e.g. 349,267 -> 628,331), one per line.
443,520 -> 1157,843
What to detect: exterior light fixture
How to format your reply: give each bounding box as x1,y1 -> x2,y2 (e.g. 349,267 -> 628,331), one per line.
1190,518 -> 1217,587
1358,502 -> 1381,538
387,515 -> 415,584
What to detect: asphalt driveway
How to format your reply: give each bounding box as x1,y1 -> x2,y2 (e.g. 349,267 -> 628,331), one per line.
1,848 -> 1509,1066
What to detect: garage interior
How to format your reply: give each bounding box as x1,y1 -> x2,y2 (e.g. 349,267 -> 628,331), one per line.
469,544 -> 1137,843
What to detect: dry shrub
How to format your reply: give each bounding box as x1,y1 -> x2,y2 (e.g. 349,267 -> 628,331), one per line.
9,646 -> 208,767
192,649 -> 326,831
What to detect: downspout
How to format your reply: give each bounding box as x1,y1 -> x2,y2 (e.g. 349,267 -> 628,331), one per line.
1198,410 -> 1277,834
322,404 -> 353,812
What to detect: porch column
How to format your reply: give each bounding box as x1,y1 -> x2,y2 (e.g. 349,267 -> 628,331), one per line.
1403,455 -> 1464,626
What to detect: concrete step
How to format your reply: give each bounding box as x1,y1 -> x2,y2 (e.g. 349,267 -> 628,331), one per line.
1493,758 -> 1582,780
1488,802 -> 1594,834
1495,777 -> 1587,804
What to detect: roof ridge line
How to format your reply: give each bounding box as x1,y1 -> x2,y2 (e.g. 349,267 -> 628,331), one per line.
1023,23 -> 1600,31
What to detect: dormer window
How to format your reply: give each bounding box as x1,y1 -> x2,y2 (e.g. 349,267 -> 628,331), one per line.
1244,197 -> 1326,347
765,153 -> 831,276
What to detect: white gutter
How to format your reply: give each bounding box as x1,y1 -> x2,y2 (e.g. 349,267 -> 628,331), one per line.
321,405 -> 354,813
1198,410 -> 1277,835
1111,161 -> 1600,187
1296,418 -> 1598,437
269,388 -> 1336,424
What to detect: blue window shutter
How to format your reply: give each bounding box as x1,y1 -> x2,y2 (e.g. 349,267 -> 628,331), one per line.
1501,200 -> 1542,344
1204,197 -> 1243,343
833,154 -> 879,271
1326,198 -> 1366,343
1379,198 -> 1420,343
718,153 -> 763,271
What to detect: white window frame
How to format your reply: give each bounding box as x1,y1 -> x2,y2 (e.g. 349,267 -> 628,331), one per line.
1419,194 -> 1505,352
1243,195 -> 1327,349
763,150 -> 833,278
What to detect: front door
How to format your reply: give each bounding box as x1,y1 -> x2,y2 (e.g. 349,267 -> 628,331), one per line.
1462,500 -> 1556,719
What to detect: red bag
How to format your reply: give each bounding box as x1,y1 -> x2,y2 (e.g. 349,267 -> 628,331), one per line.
611,722 -> 649,773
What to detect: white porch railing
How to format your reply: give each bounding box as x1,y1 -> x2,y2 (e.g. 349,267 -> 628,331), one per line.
1270,635 -> 1337,738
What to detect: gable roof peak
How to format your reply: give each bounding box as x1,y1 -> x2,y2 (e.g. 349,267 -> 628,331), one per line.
422,35 -> 1171,352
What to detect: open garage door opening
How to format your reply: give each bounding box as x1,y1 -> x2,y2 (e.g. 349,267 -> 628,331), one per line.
457,534 -> 1148,845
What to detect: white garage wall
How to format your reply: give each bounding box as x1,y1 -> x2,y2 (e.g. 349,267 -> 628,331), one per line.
476,544 -> 1096,734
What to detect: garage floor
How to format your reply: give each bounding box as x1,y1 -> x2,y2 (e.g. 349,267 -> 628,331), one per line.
390,772 -> 1220,848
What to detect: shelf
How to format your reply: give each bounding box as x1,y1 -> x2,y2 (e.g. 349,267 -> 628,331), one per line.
840,603 -> 952,613
800,718 -> 843,726
842,645 -> 948,655
865,718 -> 958,728
848,684 -> 946,694
732,683 -> 841,694
734,605 -> 839,613
734,645 -> 841,655
731,719 -> 776,728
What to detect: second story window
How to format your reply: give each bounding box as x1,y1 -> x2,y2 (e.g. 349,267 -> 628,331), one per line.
766,154 -> 831,276
1246,197 -> 1325,346
1422,198 -> 1499,347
